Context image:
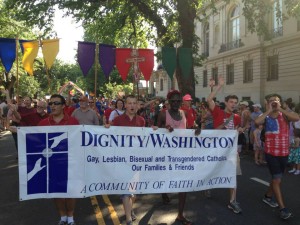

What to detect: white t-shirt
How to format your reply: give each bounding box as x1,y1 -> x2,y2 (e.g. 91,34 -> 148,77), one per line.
294,120 -> 300,129
109,109 -> 124,122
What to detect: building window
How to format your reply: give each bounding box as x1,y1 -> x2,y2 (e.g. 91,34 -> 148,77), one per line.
160,79 -> 163,91
203,23 -> 209,57
267,55 -> 278,81
271,0 -> 283,38
203,70 -> 208,87
230,6 -> 240,42
214,24 -> 219,45
243,60 -> 253,83
226,64 -> 234,85
212,67 -> 218,85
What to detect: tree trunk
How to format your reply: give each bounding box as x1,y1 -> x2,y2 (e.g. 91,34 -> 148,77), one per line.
176,0 -> 197,98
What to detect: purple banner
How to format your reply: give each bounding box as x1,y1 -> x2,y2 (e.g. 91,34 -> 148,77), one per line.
77,41 -> 96,76
0,38 -> 16,72
99,44 -> 116,78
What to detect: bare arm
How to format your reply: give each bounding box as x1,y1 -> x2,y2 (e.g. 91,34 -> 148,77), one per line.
207,76 -> 225,111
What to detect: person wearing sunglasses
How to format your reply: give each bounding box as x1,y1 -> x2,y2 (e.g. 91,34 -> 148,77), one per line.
38,94 -> 79,225
156,90 -> 192,225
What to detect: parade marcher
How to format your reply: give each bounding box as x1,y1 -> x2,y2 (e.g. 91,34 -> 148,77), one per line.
105,95 -> 145,225
288,128 -> 300,175
255,94 -> 299,220
207,76 -> 243,214
38,94 -> 79,225
20,100 -> 49,126
103,100 -> 116,125
253,123 -> 265,165
181,94 -> 197,129
250,103 -> 263,149
157,90 -> 192,225
109,98 -> 125,124
71,96 -> 99,125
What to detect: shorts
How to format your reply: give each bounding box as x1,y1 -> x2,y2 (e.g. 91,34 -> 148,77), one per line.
265,153 -> 288,179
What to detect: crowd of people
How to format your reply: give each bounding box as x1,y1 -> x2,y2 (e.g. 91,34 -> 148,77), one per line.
0,77 -> 300,224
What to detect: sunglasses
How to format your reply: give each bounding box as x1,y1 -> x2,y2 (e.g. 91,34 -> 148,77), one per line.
169,100 -> 181,103
49,101 -> 63,106
37,106 -> 45,109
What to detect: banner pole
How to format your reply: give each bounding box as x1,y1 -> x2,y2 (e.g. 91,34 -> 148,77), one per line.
15,37 -> 19,102
94,43 -> 98,100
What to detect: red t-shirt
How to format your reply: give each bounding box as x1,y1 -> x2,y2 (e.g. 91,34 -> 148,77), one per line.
18,106 -> 36,117
113,113 -> 145,127
211,106 -> 241,129
20,112 -> 49,126
104,108 -> 114,124
181,106 -> 197,128
64,106 -> 76,117
38,113 -> 79,126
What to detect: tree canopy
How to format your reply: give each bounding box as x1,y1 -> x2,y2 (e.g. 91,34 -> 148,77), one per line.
2,0 -> 300,97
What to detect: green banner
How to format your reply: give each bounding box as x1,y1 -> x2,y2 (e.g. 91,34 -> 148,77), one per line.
178,48 -> 193,78
162,47 -> 177,79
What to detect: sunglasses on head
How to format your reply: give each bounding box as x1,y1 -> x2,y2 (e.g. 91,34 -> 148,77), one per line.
48,101 -> 63,106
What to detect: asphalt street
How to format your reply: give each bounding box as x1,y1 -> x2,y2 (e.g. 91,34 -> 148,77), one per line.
0,131 -> 299,225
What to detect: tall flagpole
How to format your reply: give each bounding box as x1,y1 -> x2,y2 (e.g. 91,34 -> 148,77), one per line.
40,39 -> 52,93
94,43 -> 98,100
15,37 -> 19,102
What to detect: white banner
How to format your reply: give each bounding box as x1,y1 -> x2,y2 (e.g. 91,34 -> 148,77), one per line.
18,126 -> 238,200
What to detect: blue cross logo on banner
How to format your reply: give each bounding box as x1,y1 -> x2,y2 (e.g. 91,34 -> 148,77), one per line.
26,132 -> 68,194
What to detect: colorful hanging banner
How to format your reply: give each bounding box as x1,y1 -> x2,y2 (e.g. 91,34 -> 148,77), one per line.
0,38 -> 17,73
41,39 -> 59,69
178,48 -> 193,78
162,47 -> 177,80
99,44 -> 116,78
77,41 -> 96,76
115,48 -> 132,81
138,49 -> 154,81
22,41 -> 39,76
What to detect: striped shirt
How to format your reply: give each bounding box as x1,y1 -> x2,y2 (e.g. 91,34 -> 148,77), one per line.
264,112 -> 289,156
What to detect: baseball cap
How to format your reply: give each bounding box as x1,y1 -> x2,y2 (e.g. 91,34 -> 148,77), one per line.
253,103 -> 261,108
239,101 -> 249,106
183,94 -> 192,101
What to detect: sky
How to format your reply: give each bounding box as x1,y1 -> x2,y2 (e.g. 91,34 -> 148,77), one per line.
53,9 -> 83,64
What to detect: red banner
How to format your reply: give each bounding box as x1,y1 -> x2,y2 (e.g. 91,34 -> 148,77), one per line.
139,49 -> 154,81
115,48 -> 132,81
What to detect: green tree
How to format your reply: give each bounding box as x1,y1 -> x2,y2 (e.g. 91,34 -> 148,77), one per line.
4,0 -> 203,97
18,75 -> 40,98
4,0 -> 300,97
242,0 -> 300,37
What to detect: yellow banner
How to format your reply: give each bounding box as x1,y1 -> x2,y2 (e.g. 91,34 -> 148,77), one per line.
22,41 -> 39,76
41,39 -> 59,69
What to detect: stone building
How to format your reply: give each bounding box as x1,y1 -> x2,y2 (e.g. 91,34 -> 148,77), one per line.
195,0 -> 300,105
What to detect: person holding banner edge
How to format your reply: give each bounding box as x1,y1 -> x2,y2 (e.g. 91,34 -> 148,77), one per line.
38,94 -> 79,225
156,90 -> 192,225
105,94 -> 145,225
206,76 -> 243,214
